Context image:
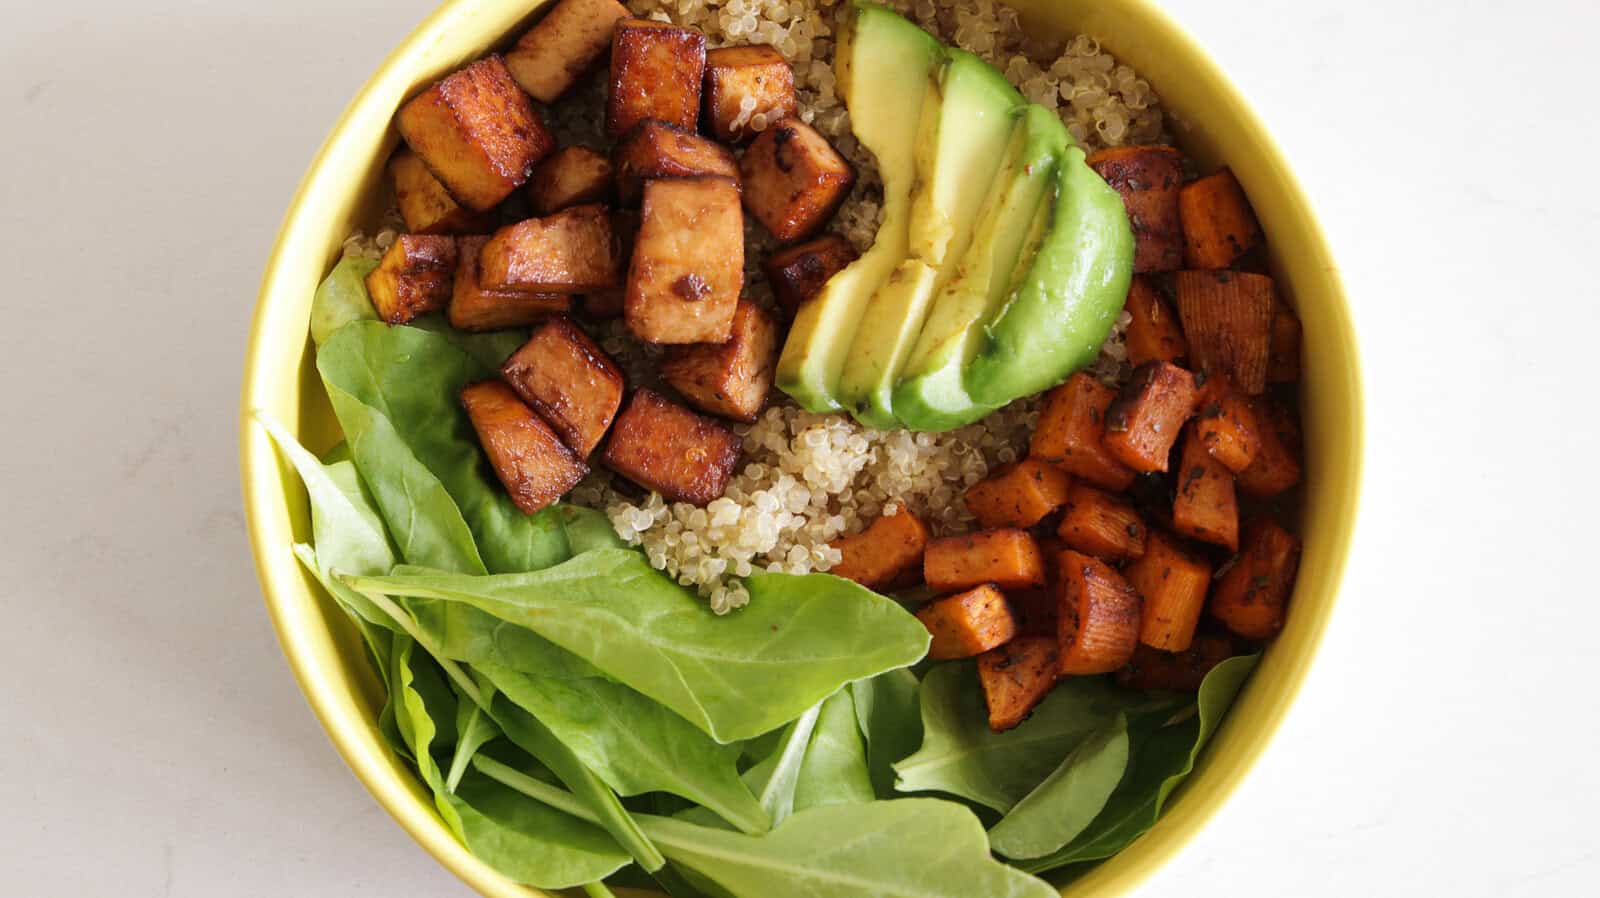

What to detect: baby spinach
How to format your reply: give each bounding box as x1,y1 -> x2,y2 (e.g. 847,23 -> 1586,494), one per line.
447,685 -> 501,794
559,504 -> 630,555
792,688 -> 874,813
310,256 -> 379,345
741,704 -> 823,827
987,712 -> 1130,859
849,669 -> 922,799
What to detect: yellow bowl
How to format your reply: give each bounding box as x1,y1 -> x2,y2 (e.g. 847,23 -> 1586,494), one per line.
240,1 -> 1362,895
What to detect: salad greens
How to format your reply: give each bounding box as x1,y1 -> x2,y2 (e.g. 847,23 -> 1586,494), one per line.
792,688 -> 875,812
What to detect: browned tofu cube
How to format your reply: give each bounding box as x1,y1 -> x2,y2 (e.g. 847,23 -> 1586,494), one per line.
702,45 -> 798,143
924,529 -> 1046,593
625,177 -> 744,344
479,205 -> 620,294
978,636 -> 1059,731
660,300 -> 778,423
396,56 -> 555,211
740,117 -> 856,243
917,584 -> 1018,661
450,236 -> 571,332
613,119 -> 740,206
607,19 -> 706,138
762,234 -> 858,317
460,380 -> 587,515
388,150 -> 496,235
601,388 -> 741,505
499,316 -> 623,458
505,0 -> 631,103
578,210 -> 640,320
1102,360 -> 1199,473
364,235 -> 458,324
528,147 -> 613,216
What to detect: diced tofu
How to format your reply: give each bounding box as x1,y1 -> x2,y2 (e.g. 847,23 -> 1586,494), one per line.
601,388 -> 741,505
1056,482 -> 1148,562
450,236 -> 570,332
1029,373 -> 1137,491
1086,145 -> 1185,273
606,19 -> 707,137
924,529 -> 1046,593
577,209 -> 640,320
612,119 -> 739,205
499,315 -> 624,458
828,510 -> 930,590
625,177 -> 744,344
528,147 -> 613,216
1056,549 -> 1143,676
1103,360 -> 1199,473
396,56 -> 555,211
1179,168 -> 1264,269
1124,530 -> 1213,652
479,205 -> 620,294
702,45 -> 798,143
364,235 -> 458,324
1123,274 -> 1187,367
1237,400 -> 1303,497
1209,519 -> 1301,640
460,380 -> 587,515
1193,377 -> 1261,472
963,459 -> 1073,530
1172,424 -> 1239,551
762,234 -> 858,317
978,636 -> 1059,732
916,584 -> 1018,660
1173,270 -> 1275,394
660,299 -> 778,422
388,150 -> 495,235
505,0 -> 631,103
739,117 -> 856,242
1116,635 -> 1234,691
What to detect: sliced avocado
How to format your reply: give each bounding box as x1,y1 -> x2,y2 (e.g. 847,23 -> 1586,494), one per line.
892,106 -> 1066,431
834,49 -> 1023,428
774,1 -> 942,413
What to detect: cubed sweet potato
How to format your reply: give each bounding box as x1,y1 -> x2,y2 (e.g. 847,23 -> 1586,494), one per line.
450,236 -> 570,331
1056,482 -> 1147,562
660,299 -> 778,423
762,234 -> 858,317
600,388 -> 741,505
1124,275 -> 1187,366
740,117 -> 856,243
702,44 -> 798,143
1103,361 -> 1200,473
1193,377 -> 1261,473
612,119 -> 740,205
1269,299 -> 1302,383
828,509 -> 930,590
505,0 -> 631,103
1115,635 -> 1234,691
1172,424 -> 1239,551
1056,550 -> 1143,676
1029,373 -> 1136,491
461,380 -> 587,515
1173,270 -> 1275,395
1209,519 -> 1301,641
1086,145 -> 1185,273
963,459 -> 1074,530
1008,588 -> 1060,638
979,636 -> 1059,731
396,56 -> 555,211
924,529 -> 1046,593
499,316 -> 624,458
626,176 -> 744,344
1179,168 -> 1263,269
528,147 -> 613,216
388,150 -> 496,235
1237,402 -> 1303,498
365,235 -> 458,324
917,584 -> 1018,661
607,19 -> 707,137
479,205 -> 620,294
1123,529 -> 1213,652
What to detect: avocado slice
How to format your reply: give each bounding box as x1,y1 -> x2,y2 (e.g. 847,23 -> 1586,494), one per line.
774,1 -> 942,413
892,105 -> 1066,431
833,49 -> 1024,429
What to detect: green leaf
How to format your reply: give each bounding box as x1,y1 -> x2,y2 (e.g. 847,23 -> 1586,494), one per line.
559,504 -> 629,555
987,712 -> 1130,859
793,688 -> 874,813
310,256 -> 379,346
448,685 -> 502,794
446,769 -> 630,889
407,314 -> 529,370
736,704 -> 823,829
850,668 -> 923,798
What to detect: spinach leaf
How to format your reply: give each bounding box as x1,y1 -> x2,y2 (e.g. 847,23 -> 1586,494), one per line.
674,702 -> 822,832
792,688 -> 874,813
406,315 -> 529,371
850,668 -> 922,799
559,504 -> 629,555
310,256 -> 379,345
447,684 -> 501,794
987,712 -> 1130,859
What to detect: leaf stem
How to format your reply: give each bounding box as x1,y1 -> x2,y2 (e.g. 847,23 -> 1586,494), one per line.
581,882 -> 618,898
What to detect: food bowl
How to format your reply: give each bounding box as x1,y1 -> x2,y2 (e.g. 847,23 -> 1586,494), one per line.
239,1 -> 1362,895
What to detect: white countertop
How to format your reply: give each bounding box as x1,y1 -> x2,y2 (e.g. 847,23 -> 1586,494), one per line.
1,0 -> 1596,895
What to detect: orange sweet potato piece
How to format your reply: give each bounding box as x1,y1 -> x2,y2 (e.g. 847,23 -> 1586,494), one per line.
702,45 -> 799,143
1086,145 -> 1185,273
1172,424 -> 1239,551
1178,168 -> 1263,269
762,234 -> 858,317
917,584 -> 1018,661
924,529 -> 1046,593
1173,270 -> 1275,395
460,381 -> 587,515
1123,275 -> 1187,366
979,636 -> 1059,732
1237,401 -> 1303,497
1056,550 -> 1143,676
607,19 -> 707,137
1008,587 -> 1059,638
365,235 -> 458,324
963,459 -> 1073,530
1124,529 -> 1213,652
1209,519 -> 1301,640
1103,361 -> 1199,473
450,236 -> 571,332
1116,635 -> 1234,691
828,510 -> 930,591
499,316 -> 624,458
600,388 -> 741,505
1056,482 -> 1147,562
1029,373 -> 1136,491
505,0 -> 631,103
388,150 -> 496,236
1193,377 -> 1261,473
1269,300 -> 1302,383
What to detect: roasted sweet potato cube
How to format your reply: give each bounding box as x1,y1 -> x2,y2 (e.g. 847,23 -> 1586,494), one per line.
1029,373 -> 1136,491
1173,425 -> 1239,551
601,388 -> 741,505
1179,168 -> 1263,269
479,205 -> 620,294
461,380 -> 587,515
1193,378 -> 1261,473
1086,145 -> 1185,273
702,45 -> 798,143
1124,275 -> 1187,366
1209,519 -> 1301,640
1056,549 -> 1143,676
979,636 -> 1059,732
1237,401 -> 1303,497
1008,588 -> 1059,638
740,117 -> 856,243
626,177 -> 744,344
396,56 -> 554,211
1269,300 -> 1302,383
1056,483 -> 1147,562
1103,361 -> 1200,473
528,147 -> 613,216
607,19 -> 706,137
660,300 -> 778,423
1116,635 -> 1234,691
1174,270 -> 1275,395
762,234 -> 858,317
450,236 -> 570,332
1124,530 -> 1213,652
917,584 -> 1018,661
924,530 -> 1045,593
828,510 -> 930,590
612,119 -> 740,205
499,316 -> 623,458
505,0 -> 631,103
365,235 -> 458,324
388,150 -> 496,235
964,460 -> 1073,530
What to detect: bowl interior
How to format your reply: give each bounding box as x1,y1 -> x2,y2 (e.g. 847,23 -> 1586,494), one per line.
240,1 -> 1361,896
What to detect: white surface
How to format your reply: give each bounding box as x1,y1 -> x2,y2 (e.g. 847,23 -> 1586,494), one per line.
1,0 -> 1596,895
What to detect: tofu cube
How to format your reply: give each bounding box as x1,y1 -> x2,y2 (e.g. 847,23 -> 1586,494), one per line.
505,0 -> 632,103
364,235 -> 458,324
625,177 -> 744,344
450,236 -> 571,332
388,150 -> 496,235
578,210 -> 639,320
612,119 -> 740,205
660,300 -> 778,423
460,380 -> 587,515
917,584 -> 1018,660
396,56 -> 555,211
606,19 -> 707,137
762,234 -> 858,317
739,117 -> 855,242
479,204 -> 620,294
499,315 -> 624,459
528,146 -> 614,216
702,45 -> 798,143
1102,360 -> 1200,473
601,388 -> 741,505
